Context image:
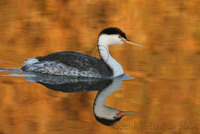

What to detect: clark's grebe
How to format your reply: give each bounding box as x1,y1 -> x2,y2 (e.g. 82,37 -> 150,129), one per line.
21,27 -> 143,78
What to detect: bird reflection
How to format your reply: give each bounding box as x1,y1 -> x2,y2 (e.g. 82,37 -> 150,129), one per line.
25,73 -> 112,92
93,76 -> 138,126
25,73 -> 139,126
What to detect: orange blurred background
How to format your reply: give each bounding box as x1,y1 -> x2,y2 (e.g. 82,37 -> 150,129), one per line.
0,0 -> 200,133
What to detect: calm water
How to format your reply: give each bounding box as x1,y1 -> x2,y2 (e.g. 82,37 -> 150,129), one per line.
1,0 -> 200,133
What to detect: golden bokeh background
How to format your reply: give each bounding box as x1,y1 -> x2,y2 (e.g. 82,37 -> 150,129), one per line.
0,0 -> 200,133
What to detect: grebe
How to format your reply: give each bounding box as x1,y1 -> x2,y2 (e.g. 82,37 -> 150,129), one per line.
21,27 -> 143,78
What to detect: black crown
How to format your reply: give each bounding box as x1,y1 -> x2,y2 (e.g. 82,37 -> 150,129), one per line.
99,27 -> 127,39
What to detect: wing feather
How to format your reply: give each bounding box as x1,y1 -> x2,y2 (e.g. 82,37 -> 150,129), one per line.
37,51 -> 113,77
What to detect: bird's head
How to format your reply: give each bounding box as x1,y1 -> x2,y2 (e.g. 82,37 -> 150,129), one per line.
98,27 -> 144,47
94,106 -> 139,126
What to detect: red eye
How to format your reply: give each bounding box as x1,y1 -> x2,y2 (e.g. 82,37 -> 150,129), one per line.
118,36 -> 121,38
113,116 -> 116,119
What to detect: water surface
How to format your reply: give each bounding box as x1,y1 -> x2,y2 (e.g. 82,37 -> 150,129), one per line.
1,0 -> 200,133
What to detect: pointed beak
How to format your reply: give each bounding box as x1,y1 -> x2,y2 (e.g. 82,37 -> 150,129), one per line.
122,39 -> 144,47
117,111 -> 140,116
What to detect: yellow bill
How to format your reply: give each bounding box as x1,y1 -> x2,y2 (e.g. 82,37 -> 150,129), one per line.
122,39 -> 144,47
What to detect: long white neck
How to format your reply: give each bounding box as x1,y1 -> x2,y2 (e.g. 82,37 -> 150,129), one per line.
95,76 -> 123,105
94,76 -> 123,119
98,36 -> 124,77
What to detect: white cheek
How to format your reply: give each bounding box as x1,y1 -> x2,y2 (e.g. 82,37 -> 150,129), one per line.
98,34 -> 125,45
119,40 -> 125,45
110,37 -> 124,45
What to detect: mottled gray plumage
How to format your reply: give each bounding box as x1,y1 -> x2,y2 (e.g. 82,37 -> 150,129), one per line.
22,51 -> 113,78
